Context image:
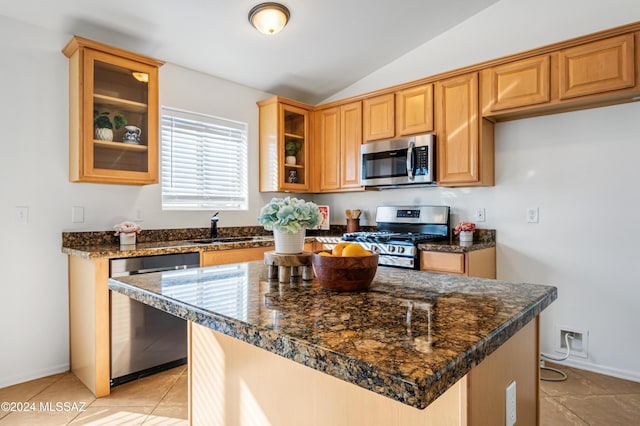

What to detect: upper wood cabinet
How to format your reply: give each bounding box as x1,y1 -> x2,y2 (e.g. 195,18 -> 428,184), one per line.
482,31 -> 640,119
396,83 -> 434,136
258,97 -> 312,192
314,102 -> 363,192
436,73 -> 494,187
63,36 -> 163,185
558,33 -> 635,99
363,93 -> 395,141
482,55 -> 551,112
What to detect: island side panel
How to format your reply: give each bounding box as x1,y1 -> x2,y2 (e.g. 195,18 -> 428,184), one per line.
189,322 -> 468,426
68,256 -> 110,397
467,317 -> 539,425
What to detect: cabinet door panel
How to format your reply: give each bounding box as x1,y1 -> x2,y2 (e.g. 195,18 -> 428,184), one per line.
487,55 -> 550,111
317,107 -> 340,191
364,94 -> 395,141
340,102 -> 363,189
559,34 -> 635,99
436,73 -> 479,184
420,252 -> 465,275
396,84 -> 434,135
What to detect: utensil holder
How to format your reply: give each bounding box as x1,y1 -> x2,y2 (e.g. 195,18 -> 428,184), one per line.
346,218 -> 360,233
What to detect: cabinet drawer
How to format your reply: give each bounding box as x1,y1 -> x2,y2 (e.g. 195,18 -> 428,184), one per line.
201,246 -> 274,266
420,252 -> 465,275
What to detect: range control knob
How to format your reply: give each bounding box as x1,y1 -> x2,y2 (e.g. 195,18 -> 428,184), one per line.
397,246 -> 405,254
387,245 -> 395,253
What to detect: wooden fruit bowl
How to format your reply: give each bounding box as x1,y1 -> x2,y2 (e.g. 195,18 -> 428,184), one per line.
310,251 -> 379,292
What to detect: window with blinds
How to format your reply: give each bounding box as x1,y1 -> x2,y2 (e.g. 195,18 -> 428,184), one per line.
161,107 -> 248,210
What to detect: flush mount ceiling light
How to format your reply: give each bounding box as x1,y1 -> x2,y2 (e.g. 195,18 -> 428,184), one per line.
248,2 -> 290,35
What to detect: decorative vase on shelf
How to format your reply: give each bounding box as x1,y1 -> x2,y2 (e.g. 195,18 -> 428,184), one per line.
119,232 -> 136,247
285,155 -> 297,165
95,128 -> 114,141
459,230 -> 473,243
273,228 -> 305,254
122,125 -> 141,144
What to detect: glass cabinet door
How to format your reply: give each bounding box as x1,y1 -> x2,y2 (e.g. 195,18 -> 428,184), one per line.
280,104 -> 309,191
64,36 -> 162,185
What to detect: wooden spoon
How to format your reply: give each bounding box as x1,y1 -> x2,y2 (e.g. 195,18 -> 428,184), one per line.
346,209 -> 352,218
353,209 -> 361,218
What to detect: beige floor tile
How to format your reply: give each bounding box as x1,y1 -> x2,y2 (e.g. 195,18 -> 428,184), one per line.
90,373 -> 179,408
156,375 -> 188,408
68,406 -> 152,425
540,396 -> 589,426
573,368 -> 640,395
556,394 -> 640,426
0,408 -> 79,426
0,372 -> 68,402
540,363 -> 606,397
29,374 -> 96,407
145,406 -> 188,425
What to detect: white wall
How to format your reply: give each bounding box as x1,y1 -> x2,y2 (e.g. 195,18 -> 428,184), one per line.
317,0 -> 640,380
2,0 -> 639,389
0,15 -> 276,388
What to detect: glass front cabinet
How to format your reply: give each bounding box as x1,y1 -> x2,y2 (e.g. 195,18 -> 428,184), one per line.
63,36 -> 163,185
258,97 -> 311,192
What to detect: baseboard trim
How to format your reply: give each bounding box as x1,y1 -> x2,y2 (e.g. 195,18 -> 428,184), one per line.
551,358 -> 640,383
0,363 -> 70,389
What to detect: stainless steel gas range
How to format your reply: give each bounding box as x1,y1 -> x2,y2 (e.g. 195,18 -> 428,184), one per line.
342,205 -> 450,269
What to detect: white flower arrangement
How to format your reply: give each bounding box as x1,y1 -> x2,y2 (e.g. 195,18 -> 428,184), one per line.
113,221 -> 142,236
258,197 -> 321,233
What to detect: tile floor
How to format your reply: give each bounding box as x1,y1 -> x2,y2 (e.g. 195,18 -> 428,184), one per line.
0,365 -> 187,425
1,362 -> 639,425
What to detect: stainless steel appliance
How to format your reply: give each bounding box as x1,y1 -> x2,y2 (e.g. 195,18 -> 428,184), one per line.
360,134 -> 435,188
109,253 -> 199,386
342,205 -> 449,269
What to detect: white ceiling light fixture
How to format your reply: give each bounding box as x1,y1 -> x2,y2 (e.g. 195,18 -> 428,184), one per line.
248,2 -> 290,35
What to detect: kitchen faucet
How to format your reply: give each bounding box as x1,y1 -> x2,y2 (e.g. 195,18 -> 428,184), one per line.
210,212 -> 219,238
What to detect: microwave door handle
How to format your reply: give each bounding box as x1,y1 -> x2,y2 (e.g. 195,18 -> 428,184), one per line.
406,141 -> 414,180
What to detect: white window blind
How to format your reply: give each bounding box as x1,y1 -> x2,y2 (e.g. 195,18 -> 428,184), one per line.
161,107 -> 248,210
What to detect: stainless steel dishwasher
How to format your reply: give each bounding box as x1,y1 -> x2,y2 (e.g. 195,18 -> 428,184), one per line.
109,252 -> 199,386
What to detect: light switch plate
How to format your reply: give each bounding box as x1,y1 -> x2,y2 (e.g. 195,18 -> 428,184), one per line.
72,206 -> 84,223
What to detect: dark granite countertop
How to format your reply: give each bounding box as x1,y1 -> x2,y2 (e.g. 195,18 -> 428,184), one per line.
108,261 -> 555,409
62,227 -> 496,259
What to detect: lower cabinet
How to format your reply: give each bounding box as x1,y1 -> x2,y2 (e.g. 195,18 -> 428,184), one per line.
200,244 -> 314,266
420,247 -> 496,278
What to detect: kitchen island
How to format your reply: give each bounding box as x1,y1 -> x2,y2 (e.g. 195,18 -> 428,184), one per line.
109,260 -> 556,425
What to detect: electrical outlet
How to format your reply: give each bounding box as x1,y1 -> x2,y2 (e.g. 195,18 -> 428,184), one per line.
475,208 -> 486,222
527,207 -> 539,223
555,325 -> 589,358
15,206 -> 29,224
506,381 -> 516,426
135,208 -> 144,222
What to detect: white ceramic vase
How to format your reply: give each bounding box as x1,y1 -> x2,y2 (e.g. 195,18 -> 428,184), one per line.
95,127 -> 114,141
273,228 -> 305,254
119,232 -> 136,247
459,230 -> 473,242
285,155 -> 297,165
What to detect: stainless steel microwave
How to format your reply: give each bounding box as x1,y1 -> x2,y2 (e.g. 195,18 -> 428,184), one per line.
360,134 -> 435,187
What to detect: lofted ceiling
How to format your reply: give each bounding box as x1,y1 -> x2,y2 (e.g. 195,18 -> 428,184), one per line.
1,0 -> 500,104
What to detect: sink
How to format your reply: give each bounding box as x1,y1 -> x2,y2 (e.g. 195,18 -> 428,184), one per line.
186,236 -> 266,245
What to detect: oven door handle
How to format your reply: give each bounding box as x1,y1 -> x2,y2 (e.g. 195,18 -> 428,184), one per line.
406,140 -> 414,180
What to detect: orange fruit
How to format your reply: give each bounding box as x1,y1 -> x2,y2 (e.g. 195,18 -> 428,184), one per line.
318,251 -> 332,256
332,242 -> 350,256
341,243 -> 368,257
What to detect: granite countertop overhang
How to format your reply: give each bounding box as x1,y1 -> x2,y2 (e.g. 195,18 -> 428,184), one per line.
108,261 -> 555,409
62,227 -> 496,259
